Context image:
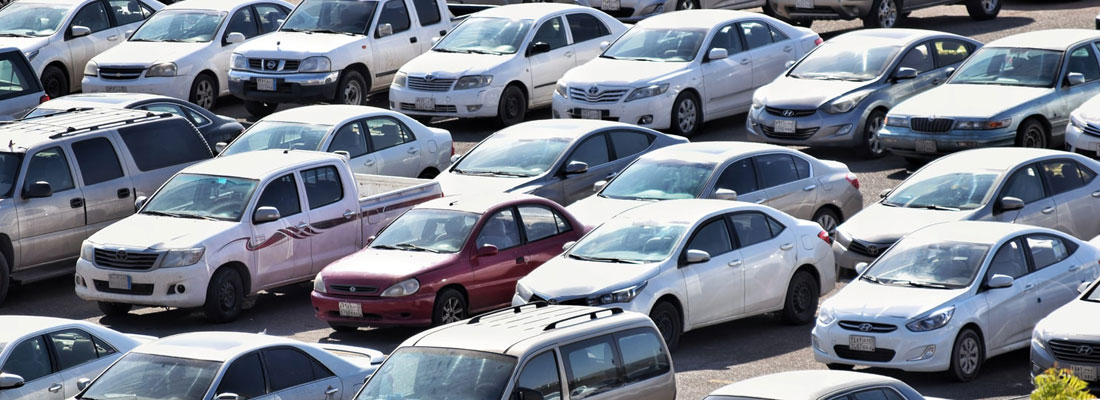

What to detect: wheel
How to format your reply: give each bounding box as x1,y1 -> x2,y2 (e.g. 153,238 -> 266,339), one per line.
826,363 -> 854,370
496,85 -> 527,127
670,92 -> 702,137
0,256 -> 9,305
649,301 -> 682,350
1015,119 -> 1047,149
97,301 -> 132,316
40,65 -> 68,99
965,0 -> 999,21
189,74 -> 217,110
781,271 -> 819,325
204,268 -> 244,323
949,328 -> 984,382
418,169 -> 439,179
335,70 -> 367,105
244,100 -> 278,116
862,0 -> 901,28
861,109 -> 887,158
674,0 -> 698,10
328,323 -> 358,332
432,289 -> 468,326
812,208 -> 840,238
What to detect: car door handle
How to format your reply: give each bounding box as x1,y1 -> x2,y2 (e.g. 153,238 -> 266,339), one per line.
1041,206 -> 1055,214
564,51 -> 573,57
740,58 -> 750,65
802,184 -> 816,191
515,256 -> 525,264
70,198 -> 84,208
780,243 -> 794,251
410,37 -> 418,43
48,383 -> 62,393
783,46 -> 792,52
117,188 -> 130,198
407,147 -> 418,154
932,78 -> 944,85
107,35 -> 119,41
343,210 -> 356,220
1069,264 -> 1081,272
1092,190 -> 1100,198
364,159 -> 375,166
754,198 -> 765,204
1024,283 -> 1035,291
325,386 -> 340,396
728,259 -> 742,268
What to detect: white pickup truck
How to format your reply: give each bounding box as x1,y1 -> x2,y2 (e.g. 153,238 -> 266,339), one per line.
74,149 -> 443,322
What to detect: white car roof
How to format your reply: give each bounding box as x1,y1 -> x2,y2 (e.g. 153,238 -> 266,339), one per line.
616,199 -> 784,224
184,149 -> 345,180
639,142 -> 800,165
164,0 -> 286,12
985,29 -> 1100,51
261,105 -> 400,126
494,119 -> 643,140
708,370 -> 906,399
37,93 -> 171,109
472,3 -> 596,19
632,9 -> 764,30
0,316 -> 148,348
133,332 -> 309,362
416,193 -> 547,214
830,28 -> 972,47
929,147 -> 1074,172
909,221 -> 1059,245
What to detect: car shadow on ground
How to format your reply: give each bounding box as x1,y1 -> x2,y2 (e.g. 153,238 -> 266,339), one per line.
671,314 -> 818,374
862,349 -> 1033,398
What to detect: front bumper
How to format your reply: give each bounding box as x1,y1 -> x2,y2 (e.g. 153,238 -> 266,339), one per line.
228,69 -> 340,103
311,290 -> 436,327
389,85 -> 502,118
74,258 -> 210,308
771,0 -> 873,20
1065,122 -> 1100,158
878,125 -> 1017,159
746,105 -> 861,148
577,0 -> 670,22
82,75 -> 192,100
812,319 -> 955,372
831,239 -> 876,271
1031,339 -> 1100,388
552,91 -> 674,129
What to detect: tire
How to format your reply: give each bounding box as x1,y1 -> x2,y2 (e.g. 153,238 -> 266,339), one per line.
244,100 -> 278,117
496,85 -> 527,127
1015,119 -> 1047,149
432,289 -> 468,326
649,301 -> 682,350
189,74 -> 217,110
40,65 -> 68,99
812,207 -> 840,238
328,323 -> 358,333
0,256 -> 9,305
674,0 -> 698,10
97,302 -> 132,316
418,169 -> 439,179
826,363 -> 854,371
203,268 -> 245,323
861,109 -> 888,158
903,156 -> 926,171
949,328 -> 984,382
781,271 -> 819,325
862,0 -> 902,28
670,92 -> 702,137
335,70 -> 367,106
965,0 -> 999,21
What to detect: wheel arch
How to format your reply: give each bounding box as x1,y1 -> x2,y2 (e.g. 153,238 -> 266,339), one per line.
814,203 -> 845,224
0,233 -> 12,274
653,293 -> 686,331
345,62 -> 372,90
505,80 -> 529,106
1020,114 -> 1053,146
215,261 -> 251,295
793,263 -> 822,294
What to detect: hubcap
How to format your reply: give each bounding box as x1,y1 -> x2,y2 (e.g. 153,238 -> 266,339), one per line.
441,297 -> 465,323
958,336 -> 980,374
878,0 -> 897,27
194,80 -> 214,109
654,312 -> 675,342
867,115 -> 885,154
677,99 -> 697,133
678,0 -> 694,9
1024,128 -> 1044,148
981,0 -> 996,12
46,78 -> 62,98
218,280 -> 236,311
504,93 -> 521,121
343,80 -> 362,105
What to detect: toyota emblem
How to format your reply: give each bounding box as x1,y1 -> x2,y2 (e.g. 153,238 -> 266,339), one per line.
265,60 -> 277,70
588,85 -> 599,96
424,74 -> 434,82
858,323 -> 873,332
782,109 -> 795,117
115,250 -> 128,261
547,299 -> 559,305
349,286 -> 357,292
1077,345 -> 1094,355
866,245 -> 879,256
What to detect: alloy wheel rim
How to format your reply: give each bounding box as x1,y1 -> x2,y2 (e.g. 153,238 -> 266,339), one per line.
867,116 -> 885,154
878,0 -> 897,27
218,281 -> 236,311
981,0 -> 997,12
678,99 -> 697,133
678,0 -> 694,10
344,80 -> 362,105
1024,127 -> 1044,148
958,337 -> 979,374
816,214 -> 837,236
195,80 -> 214,109
441,297 -> 464,323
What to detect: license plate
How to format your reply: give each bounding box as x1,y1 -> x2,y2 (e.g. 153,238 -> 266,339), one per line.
849,335 -> 876,352
415,97 -> 436,111
602,0 -> 620,11
105,86 -> 127,93
795,0 -> 814,8
580,109 -> 602,120
108,274 -> 131,290
338,302 -> 363,318
774,119 -> 796,133
1071,364 -> 1098,381
256,78 -> 275,91
916,139 -> 938,153
1092,142 -> 1100,152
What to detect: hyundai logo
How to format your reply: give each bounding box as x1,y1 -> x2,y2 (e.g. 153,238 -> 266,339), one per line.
349,286 -> 357,292
588,85 -> 599,96
1077,345 -> 1094,355
858,323 -> 873,332
265,60 -> 277,70
866,245 -> 879,256
115,250 -> 128,261
782,109 -> 795,117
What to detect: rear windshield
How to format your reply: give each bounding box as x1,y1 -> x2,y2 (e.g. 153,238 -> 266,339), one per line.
117,119 -> 213,171
357,347 -> 515,400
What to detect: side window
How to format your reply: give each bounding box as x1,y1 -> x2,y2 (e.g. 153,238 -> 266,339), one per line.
117,119 -> 211,171
767,215 -> 785,236
254,174 -> 301,219
411,0 -> 442,26
566,13 -> 609,44
987,239 -> 1029,279
71,137 -> 125,186
1026,235 -> 1072,270
92,337 -> 116,357
1002,165 -> 1046,204
476,209 -> 522,250
227,7 -> 260,40
898,43 -> 934,74
515,351 -> 562,400
1041,160 -> 1087,195
754,154 -> 800,189
377,0 -> 411,37
263,348 -> 330,392
615,328 -> 670,383
1067,44 -> 1100,83
143,103 -> 209,127
792,156 -> 810,179
709,24 -> 744,57
48,329 -> 100,370
301,166 -> 344,209
685,218 -> 732,257
561,336 -> 622,400
532,17 -> 568,51
255,4 -> 290,34
933,39 -> 971,67
608,130 -> 653,160
567,134 -> 610,168
715,158 -> 757,195
1,336 -> 52,382
328,122 -> 369,158
108,0 -> 148,26
71,2 -> 111,34
0,52 -> 37,99
365,117 -> 415,152
849,388 -> 898,400
739,21 -> 773,50
768,23 -> 788,42
217,352 -> 266,399
517,205 -> 564,242
24,147 -> 75,193
729,212 -> 775,248
1078,161 -> 1097,184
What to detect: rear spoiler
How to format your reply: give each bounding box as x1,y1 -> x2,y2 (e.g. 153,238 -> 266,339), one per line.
316,343 -> 386,365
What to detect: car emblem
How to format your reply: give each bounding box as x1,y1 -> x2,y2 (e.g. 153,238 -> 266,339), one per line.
115,250 -> 128,261
547,299 -> 558,305
265,60 -> 277,70
349,286 -> 357,292
1077,345 -> 1094,355
858,323 -> 873,332
424,74 -> 435,82
588,85 -> 599,96
782,109 -> 795,117
866,245 -> 878,256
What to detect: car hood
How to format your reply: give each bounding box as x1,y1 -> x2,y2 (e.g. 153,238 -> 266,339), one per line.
3,36 -> 49,52
434,171 -> 536,197
89,214 -> 237,249
235,31 -> 364,58
892,84 -> 1049,119
520,256 -> 661,298
320,248 -> 457,282
758,76 -> 870,109
92,41 -> 208,67
562,57 -> 689,86
838,203 -> 974,244
400,51 -> 511,77
1037,299 -> 1100,338
827,280 -> 967,319
565,196 -> 651,229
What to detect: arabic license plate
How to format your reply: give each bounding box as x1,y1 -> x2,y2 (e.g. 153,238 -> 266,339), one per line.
916,139 -> 938,153
338,302 -> 363,318
256,78 -> 275,91
105,86 -> 127,93
795,0 -> 814,8
1071,364 -> 1098,381
774,119 -> 796,133
849,335 -> 876,352
580,109 -> 602,120
108,274 -> 131,290
415,97 -> 436,111
603,0 -> 620,11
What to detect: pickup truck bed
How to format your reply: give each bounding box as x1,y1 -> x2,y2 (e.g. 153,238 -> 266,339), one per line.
356,174 -> 443,240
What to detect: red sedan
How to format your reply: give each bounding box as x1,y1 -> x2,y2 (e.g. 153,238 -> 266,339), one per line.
311,194 -> 585,330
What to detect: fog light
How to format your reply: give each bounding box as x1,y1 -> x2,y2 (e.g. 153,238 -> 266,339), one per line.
176,284 -> 186,294
834,124 -> 853,136
955,141 -> 978,148
75,274 -> 86,287
907,345 -> 936,361
466,105 -> 481,112
638,115 -> 653,125
1032,361 -> 1043,374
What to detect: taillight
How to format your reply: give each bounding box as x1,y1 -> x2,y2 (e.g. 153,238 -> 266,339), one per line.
814,37 -> 824,46
846,172 -> 859,190
39,94 -> 49,104
451,143 -> 455,156
818,230 -> 832,245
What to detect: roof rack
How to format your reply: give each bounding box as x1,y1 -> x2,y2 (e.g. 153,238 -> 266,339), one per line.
467,302 -> 548,324
2,108 -> 176,140
543,307 -> 623,331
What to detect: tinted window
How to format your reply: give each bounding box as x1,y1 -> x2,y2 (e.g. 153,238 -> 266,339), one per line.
608,130 -> 652,160
2,336 -> 52,382
685,218 -> 732,257
0,52 -> 38,100
567,134 -> 610,168
898,43 -> 934,73
515,351 -> 562,400
566,13 -> 608,44
532,17 -> 568,50
730,212 -> 774,248
561,336 -> 621,400
518,205 -> 565,242
143,103 -> 209,127
476,209 -> 522,250
616,329 -> 670,383
1027,235 -> 1072,270
1067,44 -> 1100,83
793,156 -> 810,179
1079,162 -> 1097,184
1002,165 -> 1045,203
933,39 -> 971,67
24,147 -> 75,193
301,166 -> 343,209
1042,160 -> 1087,195
72,2 -> 111,33
48,329 -> 99,370
709,24 -> 743,56
92,336 -> 116,357
108,0 -> 148,26
329,122 -> 369,158
365,117 -> 414,151
769,24 -> 788,42
377,0 -> 411,36
217,353 -> 266,398
263,348 -> 319,391
716,158 -> 756,194
755,154 -> 800,188
227,7 -> 260,39
767,215 -> 785,236
988,239 -> 1028,279
72,138 -> 125,186
118,119 -> 211,172
411,0 -> 441,26
850,389 -> 892,400
255,4 -> 289,33
739,21 -> 773,50
255,174 -> 300,219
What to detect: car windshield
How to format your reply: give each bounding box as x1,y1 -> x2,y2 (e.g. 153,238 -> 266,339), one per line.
0,152 -> 21,198
142,174 -> 258,222
790,42 -> 900,81
357,347 -> 515,400
570,218 -> 688,263
23,107 -> 65,118
0,3 -> 70,37
862,238 -> 990,289
130,10 -> 226,43
434,17 -> 532,55
281,0 -> 378,35
221,121 -> 333,156
454,136 -> 569,177
371,209 -> 479,253
602,28 -> 705,62
950,47 -> 1063,88
79,353 -> 220,400
600,158 -> 713,200
883,162 -> 999,211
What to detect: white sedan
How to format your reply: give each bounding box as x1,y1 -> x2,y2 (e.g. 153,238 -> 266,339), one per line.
1031,274 -> 1100,384
814,221 -> 1100,382
705,370 -> 938,400
82,0 -> 292,110
0,316 -> 153,400
514,199 -> 836,348
0,0 -> 163,98
390,4 -> 626,126
218,105 -> 453,178
74,332 -> 383,400
552,10 -> 819,136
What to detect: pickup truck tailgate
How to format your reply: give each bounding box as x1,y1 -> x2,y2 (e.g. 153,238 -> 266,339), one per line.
356,174 -> 443,239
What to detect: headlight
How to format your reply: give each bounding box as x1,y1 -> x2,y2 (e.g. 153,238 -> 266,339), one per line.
380,278 -> 420,297
232,54 -> 248,70
516,281 -> 532,301
885,115 -> 909,127
1032,325 -> 1048,349
24,49 -> 39,61
454,75 -> 492,90
751,90 -> 765,109
146,62 -> 177,77
817,306 -> 836,325
313,274 -> 327,294
823,91 -> 871,114
80,241 -> 94,261
555,82 -> 568,99
160,247 -> 205,268
84,61 -> 98,77
393,71 -> 407,87
299,56 -> 331,73
624,83 -> 669,102
639,2 -> 663,15
906,306 -> 954,332
955,118 -> 1011,130
587,281 -> 647,306
1071,112 -> 1087,130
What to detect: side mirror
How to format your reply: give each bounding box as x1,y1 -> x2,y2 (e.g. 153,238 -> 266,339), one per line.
878,189 -> 891,199
377,23 -> 393,38
714,188 -> 737,201
528,42 -> 550,56
334,150 -> 351,160
987,274 -> 1014,289
253,206 -> 281,224
226,32 -> 246,45
71,25 -> 91,38
431,36 -> 441,45
592,180 -> 607,193
477,244 -> 499,257
564,161 -> 588,175
23,181 -> 52,198
944,67 -> 956,77
707,47 -> 728,61
784,60 -> 795,69
997,196 -> 1025,212
599,41 -> 610,51
215,142 -> 228,154
894,67 -> 918,81
1068,72 -> 1086,86
450,154 -> 462,163
512,388 -> 545,400
134,195 -> 148,211
366,235 -> 376,245
214,394 -> 242,400
855,262 -> 870,275
1078,281 -> 1092,294
124,29 -> 135,39
77,378 -> 91,391
0,373 -> 24,389
684,249 -> 710,264
562,241 -> 576,251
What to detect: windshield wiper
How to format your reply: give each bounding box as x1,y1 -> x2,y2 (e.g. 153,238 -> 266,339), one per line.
465,49 -> 502,55
914,204 -> 960,211
304,29 -> 356,36
600,55 -> 618,59
904,280 -> 950,289
861,274 -> 881,284
372,244 -> 401,250
434,48 -> 461,53
142,210 -> 217,221
0,33 -> 30,37
394,243 -> 440,253
452,168 -> 493,176
487,171 -> 531,177
568,254 -> 641,264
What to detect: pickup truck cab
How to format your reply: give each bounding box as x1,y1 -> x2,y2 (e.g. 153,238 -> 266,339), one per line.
74,150 -> 443,322
228,0 -> 462,116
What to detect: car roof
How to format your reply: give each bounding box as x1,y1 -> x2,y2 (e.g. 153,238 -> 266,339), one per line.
639,141 -> 798,165
0,316 -> 93,343
986,29 -> 1100,50
635,9 -> 764,30
473,3 -> 592,19
164,0 -> 276,11
616,199 -> 774,223
709,370 -> 904,399
133,332 -> 302,362
930,147 -> 1070,172
493,119 -> 640,140
37,93 -> 172,109
185,149 -> 345,180
261,105 -> 397,126
1,109 -> 182,153
416,193 -> 552,214
910,221 -> 1054,244
831,28 -> 972,46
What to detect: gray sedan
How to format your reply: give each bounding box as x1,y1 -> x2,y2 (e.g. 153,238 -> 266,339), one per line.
747,29 -> 981,158
435,120 -> 687,206
834,148 -> 1100,272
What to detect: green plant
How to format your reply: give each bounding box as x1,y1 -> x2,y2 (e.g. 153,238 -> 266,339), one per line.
1031,367 -> 1096,400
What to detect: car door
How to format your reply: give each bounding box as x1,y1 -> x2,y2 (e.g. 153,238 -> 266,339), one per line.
68,136 -> 135,238
249,173 -> 311,287
67,1 -> 121,82
327,120 -> 378,174
371,0 -> 420,91
0,51 -> 44,119
512,351 -> 563,400
730,211 -> 797,314
753,153 -> 817,219
47,329 -> 116,398
409,0 -> 448,52
212,352 -> 271,400
989,164 -> 1059,230
739,20 -> 790,89
469,208 -> 529,311
301,165 -> 360,274
113,118 -> 213,198
1024,234 -> 1088,324
710,157 -> 766,204
261,347 -> 343,400
14,146 -> 86,269
564,12 -> 612,62
678,217 -> 743,325
0,336 -> 64,400
364,116 -> 421,177
981,238 -> 1039,351
528,16 -> 577,105
1058,43 -> 1100,130
700,23 -> 753,116
559,132 -> 614,205
889,42 -> 939,98
106,0 -> 154,34
515,204 -> 575,269
929,38 -> 975,86
1040,159 -> 1099,238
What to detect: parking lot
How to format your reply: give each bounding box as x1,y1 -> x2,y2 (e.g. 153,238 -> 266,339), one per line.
6,0 -> 1100,398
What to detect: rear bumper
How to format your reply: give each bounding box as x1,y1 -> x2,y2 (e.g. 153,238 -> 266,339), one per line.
311,290 -> 436,327
770,0 -> 873,20
228,70 -> 340,103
